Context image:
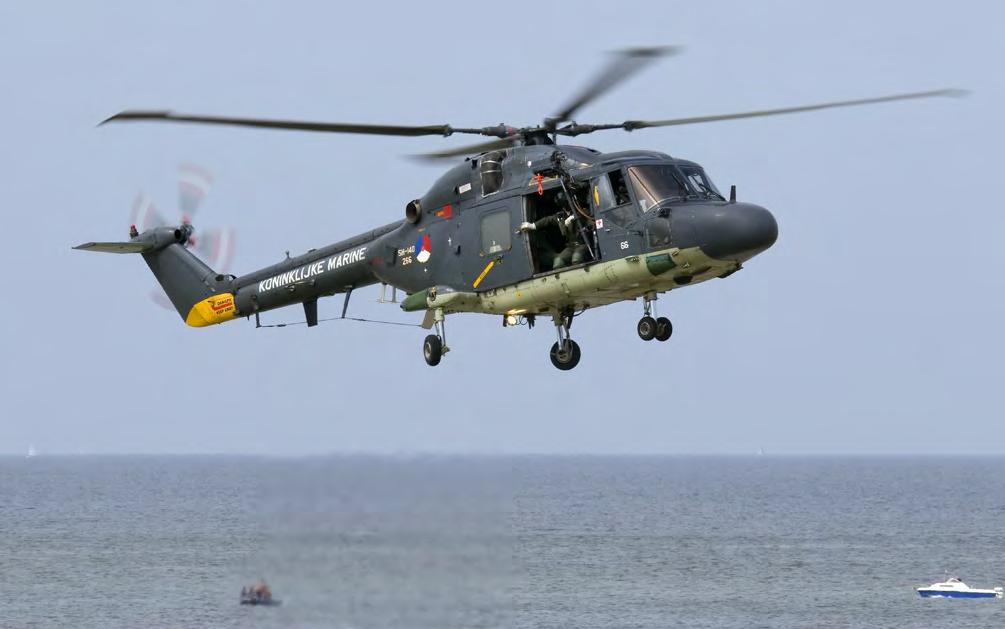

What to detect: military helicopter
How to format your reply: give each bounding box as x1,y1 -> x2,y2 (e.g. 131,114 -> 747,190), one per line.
75,47 -> 962,370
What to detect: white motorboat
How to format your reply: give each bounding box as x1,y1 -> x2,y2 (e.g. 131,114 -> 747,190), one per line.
917,577 -> 1002,599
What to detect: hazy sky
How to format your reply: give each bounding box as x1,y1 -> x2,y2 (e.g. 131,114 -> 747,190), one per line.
1,1 -> 1002,455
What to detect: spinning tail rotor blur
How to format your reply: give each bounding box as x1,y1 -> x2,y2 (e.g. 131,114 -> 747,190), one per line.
129,164 -> 236,310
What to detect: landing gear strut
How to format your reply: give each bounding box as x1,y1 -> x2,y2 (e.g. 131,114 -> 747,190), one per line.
423,308 -> 450,366
550,310 -> 581,370
638,294 -> 673,343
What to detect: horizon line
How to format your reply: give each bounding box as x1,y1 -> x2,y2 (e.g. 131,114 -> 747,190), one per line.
6,451 -> 1005,458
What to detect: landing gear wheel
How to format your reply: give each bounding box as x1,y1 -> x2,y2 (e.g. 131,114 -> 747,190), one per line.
549,340 -> 581,370
423,334 -> 443,366
637,316 -> 657,341
655,317 -> 673,342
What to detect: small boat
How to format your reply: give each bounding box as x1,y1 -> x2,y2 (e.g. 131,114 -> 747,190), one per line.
26,444 -> 37,459
917,577 -> 1003,599
240,581 -> 281,606
240,594 -> 281,606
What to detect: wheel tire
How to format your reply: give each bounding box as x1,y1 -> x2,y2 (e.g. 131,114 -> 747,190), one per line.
655,317 -> 673,342
423,334 -> 443,366
637,316 -> 657,341
549,340 -> 582,370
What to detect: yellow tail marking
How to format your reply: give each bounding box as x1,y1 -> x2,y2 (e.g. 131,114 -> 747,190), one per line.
185,293 -> 237,327
472,260 -> 495,289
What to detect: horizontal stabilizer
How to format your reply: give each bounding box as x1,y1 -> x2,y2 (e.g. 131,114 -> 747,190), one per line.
73,241 -> 153,254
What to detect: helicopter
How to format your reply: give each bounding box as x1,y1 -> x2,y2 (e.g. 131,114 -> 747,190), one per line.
75,47 -> 962,370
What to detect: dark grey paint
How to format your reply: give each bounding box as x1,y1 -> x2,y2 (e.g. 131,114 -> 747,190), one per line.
78,145 -> 778,324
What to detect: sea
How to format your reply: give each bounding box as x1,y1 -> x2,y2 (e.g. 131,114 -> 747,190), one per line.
2,455 -> 1004,628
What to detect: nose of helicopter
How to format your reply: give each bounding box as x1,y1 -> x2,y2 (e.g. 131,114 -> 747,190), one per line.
695,202 -> 778,262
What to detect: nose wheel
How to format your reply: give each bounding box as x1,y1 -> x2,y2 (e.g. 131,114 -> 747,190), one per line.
637,316 -> 657,341
638,294 -> 673,342
654,317 -> 672,342
550,311 -> 581,370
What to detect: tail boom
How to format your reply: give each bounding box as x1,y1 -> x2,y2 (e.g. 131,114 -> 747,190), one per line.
75,221 -> 402,328
75,225 -> 235,326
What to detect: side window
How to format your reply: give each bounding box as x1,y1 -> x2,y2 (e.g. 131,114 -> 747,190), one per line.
610,169 -> 631,206
591,174 -> 616,211
591,170 -> 632,212
646,217 -> 671,249
594,170 -> 639,229
480,210 -> 511,255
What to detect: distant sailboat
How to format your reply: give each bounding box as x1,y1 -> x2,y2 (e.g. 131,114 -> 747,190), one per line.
26,444 -> 37,458
757,447 -> 765,456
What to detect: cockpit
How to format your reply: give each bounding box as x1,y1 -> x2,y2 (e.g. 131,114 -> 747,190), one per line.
587,160 -> 724,236
590,161 -> 723,217
626,163 -> 724,212
521,153 -> 773,275
578,159 -> 734,260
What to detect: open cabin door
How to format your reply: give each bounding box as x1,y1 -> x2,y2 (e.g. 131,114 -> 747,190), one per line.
462,197 -> 532,292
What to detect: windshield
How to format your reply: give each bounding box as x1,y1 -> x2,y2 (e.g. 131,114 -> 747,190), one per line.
679,165 -> 723,200
627,165 -> 694,211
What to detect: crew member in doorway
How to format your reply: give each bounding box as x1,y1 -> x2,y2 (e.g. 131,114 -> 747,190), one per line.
519,195 -> 590,270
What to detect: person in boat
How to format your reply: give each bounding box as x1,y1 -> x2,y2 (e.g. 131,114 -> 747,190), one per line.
253,580 -> 272,602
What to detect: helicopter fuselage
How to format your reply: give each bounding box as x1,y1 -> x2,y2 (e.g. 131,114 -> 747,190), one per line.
214,144 -> 777,327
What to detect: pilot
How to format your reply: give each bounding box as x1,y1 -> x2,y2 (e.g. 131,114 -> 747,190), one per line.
519,203 -> 588,270
614,180 -> 630,206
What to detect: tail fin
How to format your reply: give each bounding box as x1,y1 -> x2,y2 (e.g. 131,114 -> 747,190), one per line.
74,226 -> 237,327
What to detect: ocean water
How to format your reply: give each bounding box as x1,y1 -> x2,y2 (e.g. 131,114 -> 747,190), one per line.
2,456 -> 1004,628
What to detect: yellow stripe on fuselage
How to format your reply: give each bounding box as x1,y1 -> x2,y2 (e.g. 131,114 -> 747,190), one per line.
472,260 -> 495,289
186,293 -> 237,327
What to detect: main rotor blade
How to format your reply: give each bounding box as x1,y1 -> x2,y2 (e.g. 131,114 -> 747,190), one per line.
582,89 -> 967,133
101,111 -> 487,137
546,46 -> 682,129
413,136 -> 521,161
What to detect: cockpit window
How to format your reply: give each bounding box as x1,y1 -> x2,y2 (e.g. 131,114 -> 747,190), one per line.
679,165 -> 723,200
610,170 -> 631,206
592,172 -> 615,210
592,170 -> 633,212
591,170 -> 639,228
627,165 -> 693,212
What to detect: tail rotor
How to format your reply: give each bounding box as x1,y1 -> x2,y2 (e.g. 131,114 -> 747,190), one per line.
178,162 -> 214,237
128,164 -> 237,310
